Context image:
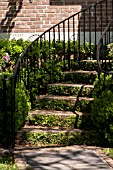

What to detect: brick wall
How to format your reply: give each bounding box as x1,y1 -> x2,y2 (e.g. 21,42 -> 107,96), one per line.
0,0 -> 112,40
0,0 -> 82,34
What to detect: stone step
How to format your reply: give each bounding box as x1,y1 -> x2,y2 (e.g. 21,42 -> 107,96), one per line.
81,59 -> 112,62
27,110 -> 77,126
15,126 -> 103,147
35,95 -> 93,113
17,125 -> 83,133
29,109 -> 75,116
47,83 -> 94,97
28,109 -> 87,116
68,59 -> 98,71
48,83 -> 94,88
16,126 -> 84,146
26,110 -> 90,128
81,60 -> 97,62
62,70 -> 97,84
38,95 -> 93,101
79,60 -> 113,71
64,70 -> 97,74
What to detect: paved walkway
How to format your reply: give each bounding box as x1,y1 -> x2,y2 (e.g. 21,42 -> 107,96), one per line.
14,145 -> 113,170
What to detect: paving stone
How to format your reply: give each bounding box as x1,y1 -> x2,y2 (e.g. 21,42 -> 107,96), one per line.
20,147 -> 112,170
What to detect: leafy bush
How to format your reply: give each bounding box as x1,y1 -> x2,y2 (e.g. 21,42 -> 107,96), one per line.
107,43 -> 113,58
26,56 -> 63,102
91,73 -> 113,146
15,81 -> 31,130
0,39 -> 30,73
0,72 -> 31,146
0,38 -> 29,61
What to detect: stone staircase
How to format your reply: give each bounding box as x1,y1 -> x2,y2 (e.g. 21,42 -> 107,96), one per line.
16,60 -> 99,147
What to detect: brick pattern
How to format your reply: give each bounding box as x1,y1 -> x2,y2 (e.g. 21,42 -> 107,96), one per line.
0,0 -> 112,34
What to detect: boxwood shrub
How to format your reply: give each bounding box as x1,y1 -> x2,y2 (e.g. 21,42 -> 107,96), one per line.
91,73 -> 113,146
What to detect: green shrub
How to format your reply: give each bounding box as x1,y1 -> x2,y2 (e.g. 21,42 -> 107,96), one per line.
25,56 -> 63,102
0,72 -> 31,146
0,39 -> 29,61
91,73 -> 113,146
15,81 -> 31,130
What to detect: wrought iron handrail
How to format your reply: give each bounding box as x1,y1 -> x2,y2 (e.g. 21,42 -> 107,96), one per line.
6,0 -> 112,81
97,19 -> 113,74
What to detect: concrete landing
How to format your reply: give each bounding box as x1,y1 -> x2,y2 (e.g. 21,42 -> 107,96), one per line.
14,146 -> 113,170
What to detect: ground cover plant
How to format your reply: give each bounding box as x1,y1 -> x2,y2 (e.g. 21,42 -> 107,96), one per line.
103,148 -> 113,159
0,153 -> 18,170
18,130 -> 105,147
27,114 -> 80,128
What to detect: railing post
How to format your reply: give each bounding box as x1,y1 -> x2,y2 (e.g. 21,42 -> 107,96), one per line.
111,0 -> 113,19
2,75 -> 7,148
10,78 -> 16,150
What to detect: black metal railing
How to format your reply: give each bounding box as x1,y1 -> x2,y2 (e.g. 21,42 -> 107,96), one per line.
97,19 -> 113,75
1,0 -> 113,149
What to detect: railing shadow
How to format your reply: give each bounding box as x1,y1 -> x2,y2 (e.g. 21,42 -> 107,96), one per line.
0,0 -> 32,36
0,0 -> 23,34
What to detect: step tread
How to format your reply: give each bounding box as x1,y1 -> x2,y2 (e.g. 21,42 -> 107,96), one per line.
29,110 -> 88,116
38,95 -> 94,101
81,59 -> 112,62
48,83 -> 94,88
81,60 -> 97,62
18,125 -> 83,133
29,110 -> 75,116
64,70 -> 97,74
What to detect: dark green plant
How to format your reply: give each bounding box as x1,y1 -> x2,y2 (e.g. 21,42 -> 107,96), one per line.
80,60 -> 97,71
91,73 -> 113,146
83,42 -> 95,59
62,72 -> 97,84
23,56 -> 64,103
0,72 -> 31,146
15,81 -> 31,130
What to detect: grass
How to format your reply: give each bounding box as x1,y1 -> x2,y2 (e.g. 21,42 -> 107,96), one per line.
0,153 -> 18,170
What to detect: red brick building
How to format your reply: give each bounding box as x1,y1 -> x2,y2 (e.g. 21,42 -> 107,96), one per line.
0,0 -> 112,41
